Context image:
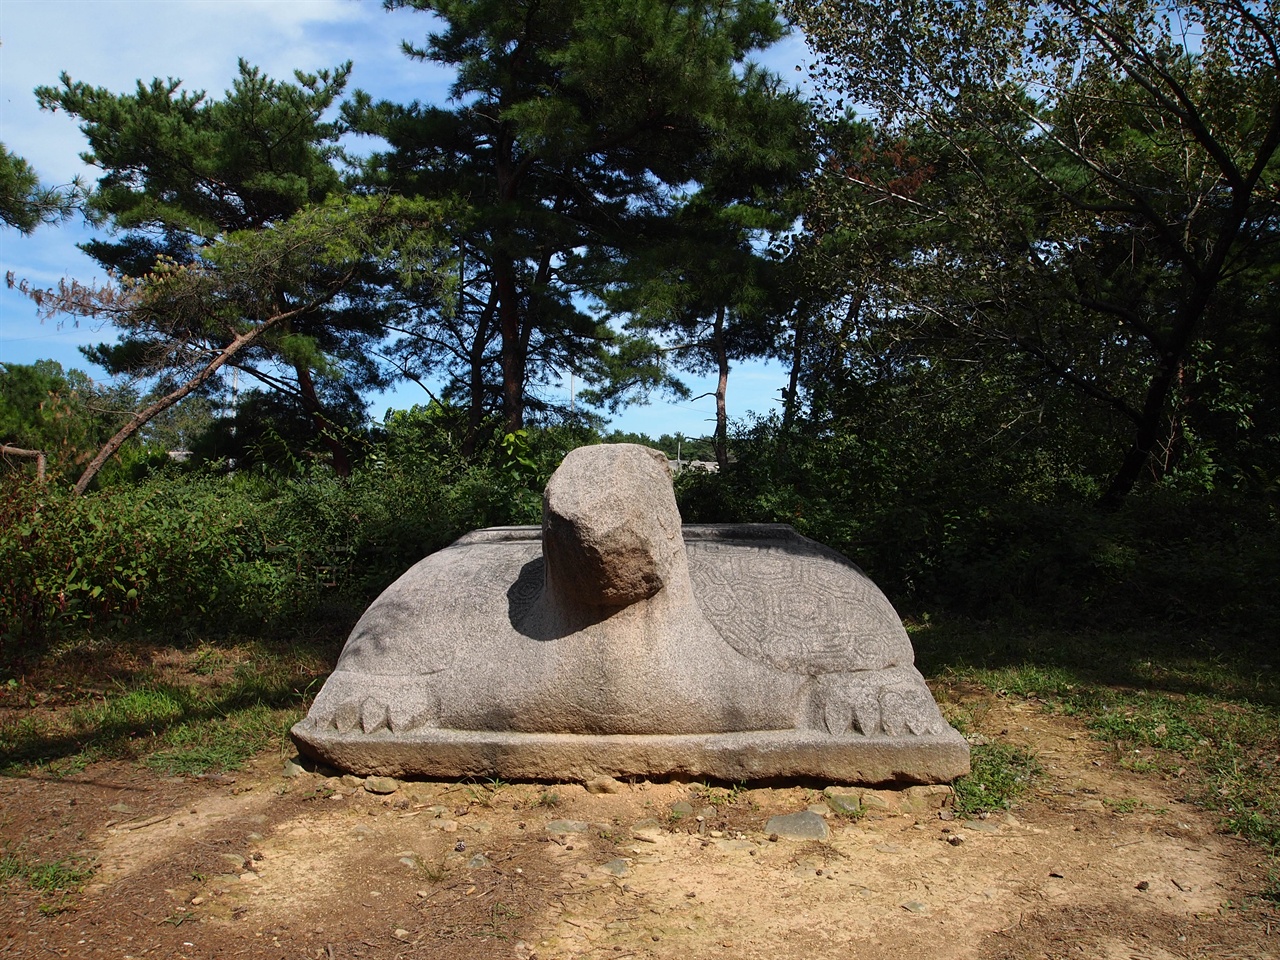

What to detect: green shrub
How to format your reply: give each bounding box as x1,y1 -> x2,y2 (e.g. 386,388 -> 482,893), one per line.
6,410 -> 1273,657
0,475 -> 244,651
678,416 -> 1279,643
952,743 -> 1041,815
0,409 -> 562,654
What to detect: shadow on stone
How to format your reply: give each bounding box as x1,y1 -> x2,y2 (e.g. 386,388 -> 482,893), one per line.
292,444 -> 970,784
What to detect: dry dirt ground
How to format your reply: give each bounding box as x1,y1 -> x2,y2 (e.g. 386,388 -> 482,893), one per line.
2,688 -> 1277,960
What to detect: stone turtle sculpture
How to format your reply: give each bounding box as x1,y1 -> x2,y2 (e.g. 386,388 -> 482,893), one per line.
292,444 -> 969,783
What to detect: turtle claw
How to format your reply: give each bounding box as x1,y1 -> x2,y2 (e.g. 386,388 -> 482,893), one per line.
809,676 -> 945,737
879,684 -> 948,736
361,698 -> 390,734
330,699 -> 360,734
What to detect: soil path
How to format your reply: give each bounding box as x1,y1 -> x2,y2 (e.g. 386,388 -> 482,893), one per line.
2,688 -> 1277,959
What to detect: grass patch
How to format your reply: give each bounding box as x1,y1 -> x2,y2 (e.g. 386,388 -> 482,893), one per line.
0,852 -> 95,894
0,639 -> 328,776
1103,797 -> 1141,813
1072,689 -> 1277,850
952,743 -> 1041,815
690,781 -> 747,808
915,617 -> 1280,895
143,703 -> 300,776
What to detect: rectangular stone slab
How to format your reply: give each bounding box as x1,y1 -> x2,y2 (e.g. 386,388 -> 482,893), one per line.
291,726 -> 971,785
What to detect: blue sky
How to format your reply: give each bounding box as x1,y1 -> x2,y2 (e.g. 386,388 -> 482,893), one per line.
1,0 -> 810,440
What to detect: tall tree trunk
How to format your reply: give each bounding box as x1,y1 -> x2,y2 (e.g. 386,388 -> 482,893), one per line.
463,339 -> 488,458
713,306 -> 730,472
73,318 -> 287,495
781,309 -> 807,436
495,257 -> 525,435
1098,357 -> 1179,510
1099,282 -> 1217,510
295,362 -> 352,477
463,281 -> 496,458
493,123 -> 530,438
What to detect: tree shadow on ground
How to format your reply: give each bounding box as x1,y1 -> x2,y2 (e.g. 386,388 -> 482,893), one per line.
911,616 -> 1280,708
0,638 -> 337,773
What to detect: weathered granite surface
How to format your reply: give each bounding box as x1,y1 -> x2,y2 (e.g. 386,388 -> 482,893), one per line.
292,444 -> 969,783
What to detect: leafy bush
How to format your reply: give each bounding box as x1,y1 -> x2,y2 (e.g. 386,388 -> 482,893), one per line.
5,405 -> 1274,658
914,490 -> 1280,635
0,475 -> 243,651
677,415 -> 1279,642
0,405 -> 564,655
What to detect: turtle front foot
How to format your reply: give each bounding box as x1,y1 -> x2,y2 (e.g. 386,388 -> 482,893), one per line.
804,672 -> 950,737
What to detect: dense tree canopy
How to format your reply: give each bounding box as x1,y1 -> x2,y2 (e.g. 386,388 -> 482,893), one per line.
0,360 -> 138,481
3,0 -> 1279,690
6,0 -> 1279,541
786,0 -> 1280,504
348,0 -> 804,443
33,61 -> 389,475
17,193 -> 452,494
0,144 -> 79,233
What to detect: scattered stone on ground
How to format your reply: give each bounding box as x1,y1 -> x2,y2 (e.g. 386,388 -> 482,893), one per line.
824,791 -> 862,817
281,757 -> 307,778
364,775 -> 400,795
584,775 -> 624,795
763,810 -> 831,841
545,818 -> 590,834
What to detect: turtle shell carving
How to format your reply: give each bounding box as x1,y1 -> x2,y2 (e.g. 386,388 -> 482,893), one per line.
292,445 -> 968,784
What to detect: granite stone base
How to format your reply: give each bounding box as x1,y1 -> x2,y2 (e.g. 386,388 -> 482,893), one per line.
290,722 -> 971,785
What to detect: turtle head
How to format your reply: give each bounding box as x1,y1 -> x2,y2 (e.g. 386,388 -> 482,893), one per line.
542,444 -> 684,608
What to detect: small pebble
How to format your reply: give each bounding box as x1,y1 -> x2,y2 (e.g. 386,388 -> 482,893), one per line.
365,776 -> 400,795
281,758 -> 306,778
585,776 -> 624,795
764,811 -> 830,841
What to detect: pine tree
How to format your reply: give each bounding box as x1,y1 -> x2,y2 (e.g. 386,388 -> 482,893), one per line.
351,0 -> 801,439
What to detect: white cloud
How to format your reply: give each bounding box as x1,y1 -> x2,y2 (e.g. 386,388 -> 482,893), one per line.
1,0 -> 443,177
1,0 -> 445,370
